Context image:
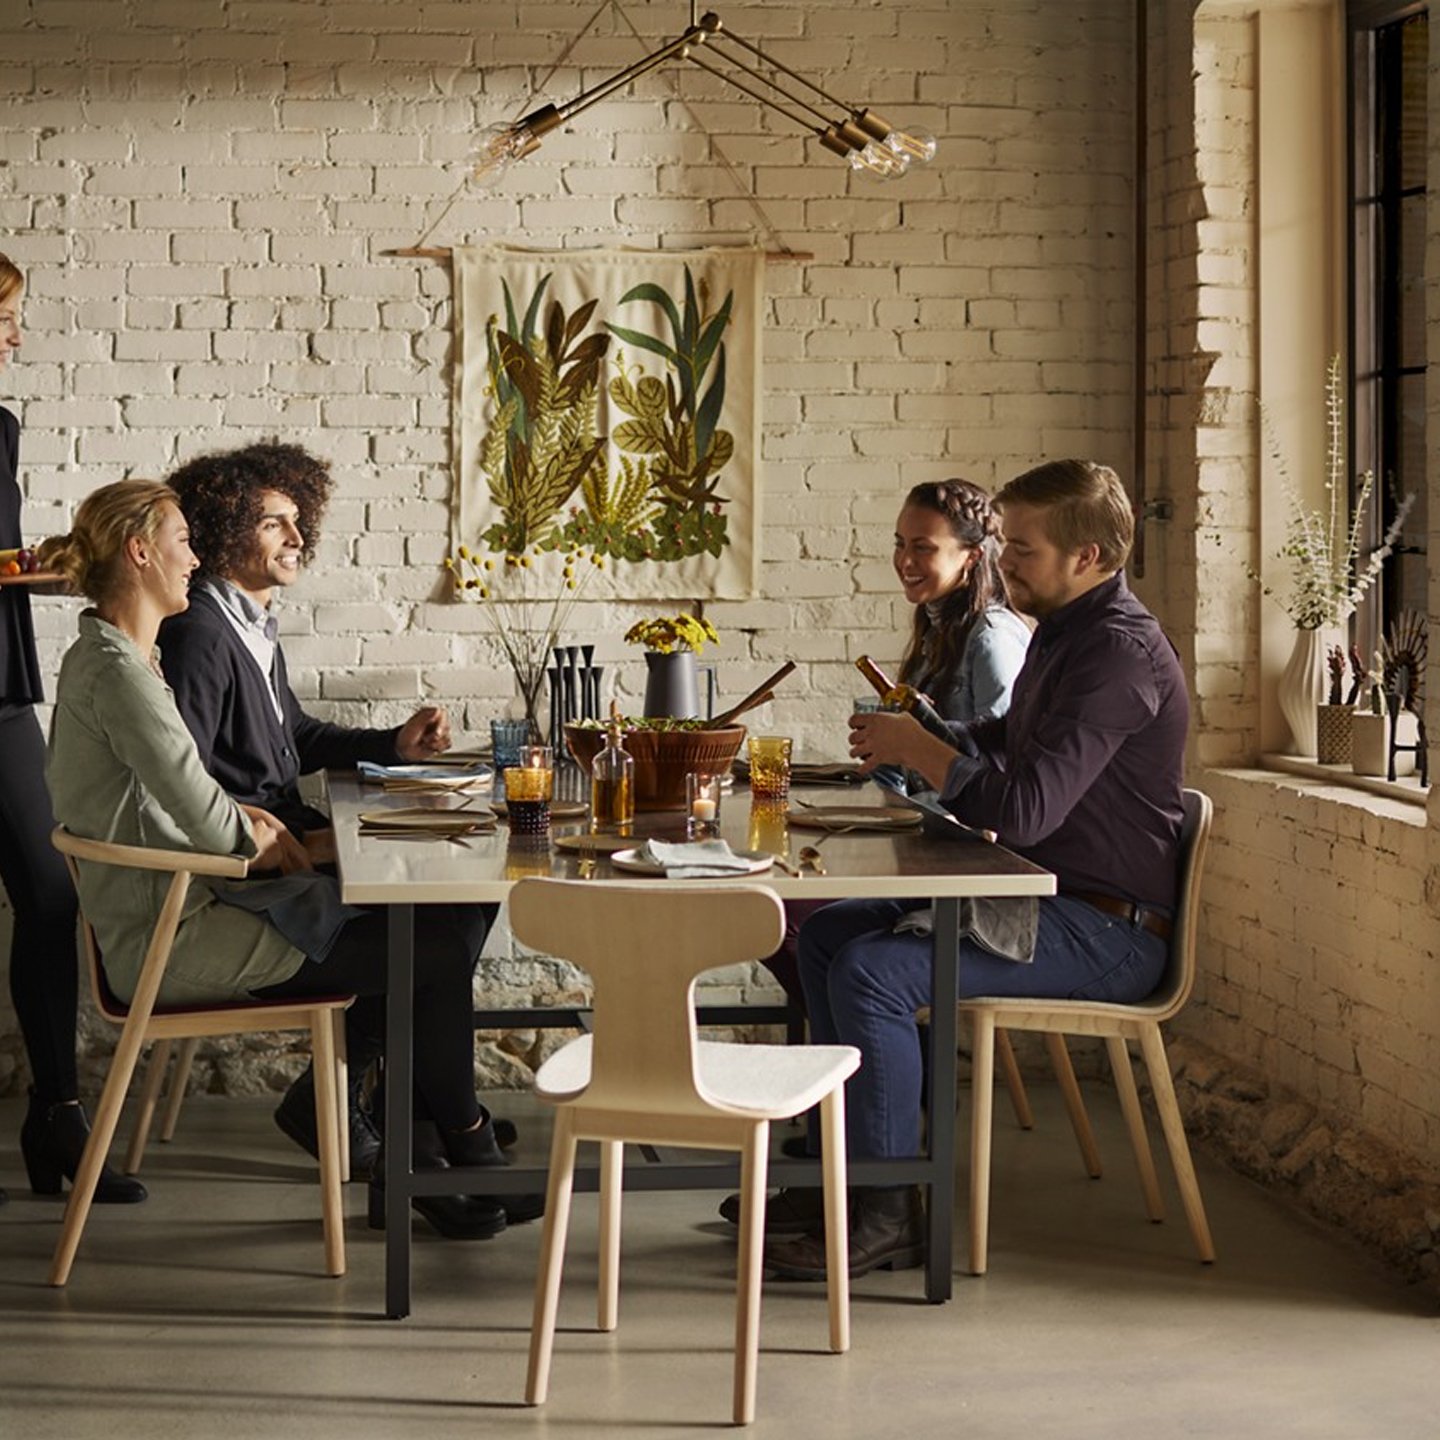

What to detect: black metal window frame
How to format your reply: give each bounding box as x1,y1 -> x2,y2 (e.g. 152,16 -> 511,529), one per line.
1347,0 -> 1428,654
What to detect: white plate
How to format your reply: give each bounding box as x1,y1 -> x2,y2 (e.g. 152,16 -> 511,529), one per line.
609,848 -> 774,877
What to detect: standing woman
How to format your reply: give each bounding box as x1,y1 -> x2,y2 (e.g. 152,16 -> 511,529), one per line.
0,254 -> 144,1205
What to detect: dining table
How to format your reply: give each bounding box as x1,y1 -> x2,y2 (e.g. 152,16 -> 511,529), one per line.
327,769 -> 1055,1318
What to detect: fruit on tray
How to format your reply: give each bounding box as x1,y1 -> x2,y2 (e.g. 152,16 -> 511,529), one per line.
0,546 -> 43,575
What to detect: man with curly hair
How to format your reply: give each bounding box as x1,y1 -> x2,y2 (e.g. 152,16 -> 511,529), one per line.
157,441 -> 499,1180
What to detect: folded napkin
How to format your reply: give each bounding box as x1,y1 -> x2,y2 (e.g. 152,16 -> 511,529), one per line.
638,838 -> 756,879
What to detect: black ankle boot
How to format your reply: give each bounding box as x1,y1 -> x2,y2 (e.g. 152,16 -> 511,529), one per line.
441,1111 -> 546,1224
367,1120 -> 507,1240
274,1063 -> 382,1178
20,1090 -> 148,1205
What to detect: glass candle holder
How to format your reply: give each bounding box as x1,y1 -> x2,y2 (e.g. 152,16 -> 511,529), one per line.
746,735 -> 793,801
504,759 -> 554,835
686,772 -> 724,839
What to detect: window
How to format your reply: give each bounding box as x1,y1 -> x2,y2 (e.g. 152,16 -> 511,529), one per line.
1349,0 -> 1428,650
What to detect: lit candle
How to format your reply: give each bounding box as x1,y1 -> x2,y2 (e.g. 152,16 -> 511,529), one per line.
691,797 -> 718,822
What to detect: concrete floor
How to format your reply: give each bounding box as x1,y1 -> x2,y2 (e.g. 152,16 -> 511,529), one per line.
0,1087 -> 1436,1440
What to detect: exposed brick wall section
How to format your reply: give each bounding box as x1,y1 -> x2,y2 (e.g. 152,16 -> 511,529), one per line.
0,0 -> 1139,1086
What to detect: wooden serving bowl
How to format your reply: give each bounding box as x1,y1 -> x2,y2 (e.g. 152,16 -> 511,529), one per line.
564,722 -> 747,811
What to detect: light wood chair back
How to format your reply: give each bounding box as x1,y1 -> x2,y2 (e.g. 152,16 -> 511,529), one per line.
958,789 -> 1216,1275
50,827 -> 350,1286
509,878 -> 861,1426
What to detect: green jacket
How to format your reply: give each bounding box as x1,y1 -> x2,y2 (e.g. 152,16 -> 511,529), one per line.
47,612 -> 305,1005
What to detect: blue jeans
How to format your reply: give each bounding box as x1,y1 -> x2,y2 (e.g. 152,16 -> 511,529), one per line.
797,896 -> 1168,1162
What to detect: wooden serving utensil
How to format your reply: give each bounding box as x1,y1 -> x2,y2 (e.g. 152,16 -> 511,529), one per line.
704,661 -> 797,729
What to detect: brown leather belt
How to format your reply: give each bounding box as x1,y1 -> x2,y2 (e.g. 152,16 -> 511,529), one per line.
1061,889 -> 1173,944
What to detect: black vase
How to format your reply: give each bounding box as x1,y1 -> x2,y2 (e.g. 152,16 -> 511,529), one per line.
642,650 -> 700,719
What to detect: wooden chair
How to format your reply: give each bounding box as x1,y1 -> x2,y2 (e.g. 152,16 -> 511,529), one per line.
958,788 -> 1217,1275
50,827 -> 351,1286
509,879 -> 860,1428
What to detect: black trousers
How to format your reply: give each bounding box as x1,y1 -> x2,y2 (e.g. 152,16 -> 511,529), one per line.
0,703 -> 80,1101
254,901 -> 496,1132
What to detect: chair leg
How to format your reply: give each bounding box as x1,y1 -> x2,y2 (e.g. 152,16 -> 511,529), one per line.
50,1015 -> 153,1286
1138,1024 -> 1216,1263
125,1037 -> 172,1175
1105,1035 -> 1164,1222
1047,1032 -> 1102,1179
968,1011 -> 996,1276
818,1086 -> 850,1355
160,1037 -> 199,1143
597,1140 -> 623,1332
333,1010 -> 351,1183
733,1120 -> 769,1427
527,1109 -> 579,1407
309,1011 -> 346,1278
996,1028 -> 1034,1130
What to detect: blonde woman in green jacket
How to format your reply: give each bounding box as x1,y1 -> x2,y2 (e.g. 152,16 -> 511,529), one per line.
45,481 -> 527,1240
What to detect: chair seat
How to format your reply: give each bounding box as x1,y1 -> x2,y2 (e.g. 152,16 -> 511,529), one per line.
536,1035 -> 860,1121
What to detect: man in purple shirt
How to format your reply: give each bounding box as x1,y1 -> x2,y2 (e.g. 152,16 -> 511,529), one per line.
766,459 -> 1189,1280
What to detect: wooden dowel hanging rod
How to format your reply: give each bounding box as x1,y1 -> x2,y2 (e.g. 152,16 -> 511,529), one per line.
381,245 -> 813,262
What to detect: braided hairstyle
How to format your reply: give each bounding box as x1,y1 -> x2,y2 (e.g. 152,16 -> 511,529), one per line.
896,478 -> 1013,695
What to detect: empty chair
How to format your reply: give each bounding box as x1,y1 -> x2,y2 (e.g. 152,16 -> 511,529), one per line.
958,788 -> 1216,1274
509,878 -> 860,1427
50,827 -> 351,1286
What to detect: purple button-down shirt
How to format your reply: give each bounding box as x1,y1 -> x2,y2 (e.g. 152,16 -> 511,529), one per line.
941,572 -> 1188,911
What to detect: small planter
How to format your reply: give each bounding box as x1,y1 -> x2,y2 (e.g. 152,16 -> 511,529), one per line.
1315,705 -> 1353,765
1351,712 -> 1388,777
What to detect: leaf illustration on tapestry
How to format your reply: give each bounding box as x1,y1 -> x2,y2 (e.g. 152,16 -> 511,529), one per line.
478,275 -> 610,556
604,264 -> 734,560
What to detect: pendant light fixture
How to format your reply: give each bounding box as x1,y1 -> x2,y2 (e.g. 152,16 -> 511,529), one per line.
467,5 -> 939,187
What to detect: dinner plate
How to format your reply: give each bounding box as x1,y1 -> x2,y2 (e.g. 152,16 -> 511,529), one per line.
609,848 -> 775,876
553,831 -> 633,855
357,806 -> 494,833
788,806 -> 921,832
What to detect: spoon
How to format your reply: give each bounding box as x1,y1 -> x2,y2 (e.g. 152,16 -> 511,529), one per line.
798,846 -> 826,874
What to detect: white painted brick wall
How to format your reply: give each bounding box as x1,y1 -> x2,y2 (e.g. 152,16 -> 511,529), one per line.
0,0 -> 1138,1083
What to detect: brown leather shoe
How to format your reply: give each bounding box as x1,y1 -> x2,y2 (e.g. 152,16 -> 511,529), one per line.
765,1186 -> 925,1280
718,1185 -> 827,1235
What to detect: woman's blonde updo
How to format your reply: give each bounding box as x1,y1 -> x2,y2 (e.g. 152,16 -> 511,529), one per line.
0,251 -> 21,306
40,480 -> 178,604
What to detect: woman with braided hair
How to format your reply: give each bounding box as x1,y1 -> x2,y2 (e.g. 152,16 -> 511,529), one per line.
892,478 -> 1030,730
755,479 -> 1029,1007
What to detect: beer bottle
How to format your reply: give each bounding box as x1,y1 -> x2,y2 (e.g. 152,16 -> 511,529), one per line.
853,655 -> 958,748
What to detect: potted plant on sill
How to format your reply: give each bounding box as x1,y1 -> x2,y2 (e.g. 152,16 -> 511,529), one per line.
1252,356 -> 1412,756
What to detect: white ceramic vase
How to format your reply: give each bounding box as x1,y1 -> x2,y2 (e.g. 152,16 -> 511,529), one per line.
1277,626 -> 1337,756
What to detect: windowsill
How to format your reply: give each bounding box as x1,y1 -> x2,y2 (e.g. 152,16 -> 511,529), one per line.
1258,753 -> 1428,809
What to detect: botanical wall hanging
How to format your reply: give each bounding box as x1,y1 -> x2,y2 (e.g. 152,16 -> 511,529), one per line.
450,244 -> 762,601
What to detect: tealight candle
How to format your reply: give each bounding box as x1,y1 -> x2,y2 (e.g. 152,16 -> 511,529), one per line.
686,772 -> 723,839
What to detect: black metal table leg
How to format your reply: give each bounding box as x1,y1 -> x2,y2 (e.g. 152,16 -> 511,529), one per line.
925,897 -> 959,1303
384,902 -> 415,1319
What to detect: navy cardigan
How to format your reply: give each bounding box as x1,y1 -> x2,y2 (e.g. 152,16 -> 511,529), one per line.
159,589 -> 401,832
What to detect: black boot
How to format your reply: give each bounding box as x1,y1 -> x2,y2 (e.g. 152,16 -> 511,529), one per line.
718,1185 -> 826,1235
20,1090 -> 148,1204
765,1186 -> 925,1281
274,1063 -> 382,1178
367,1120 -> 507,1240
441,1111 -> 546,1224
